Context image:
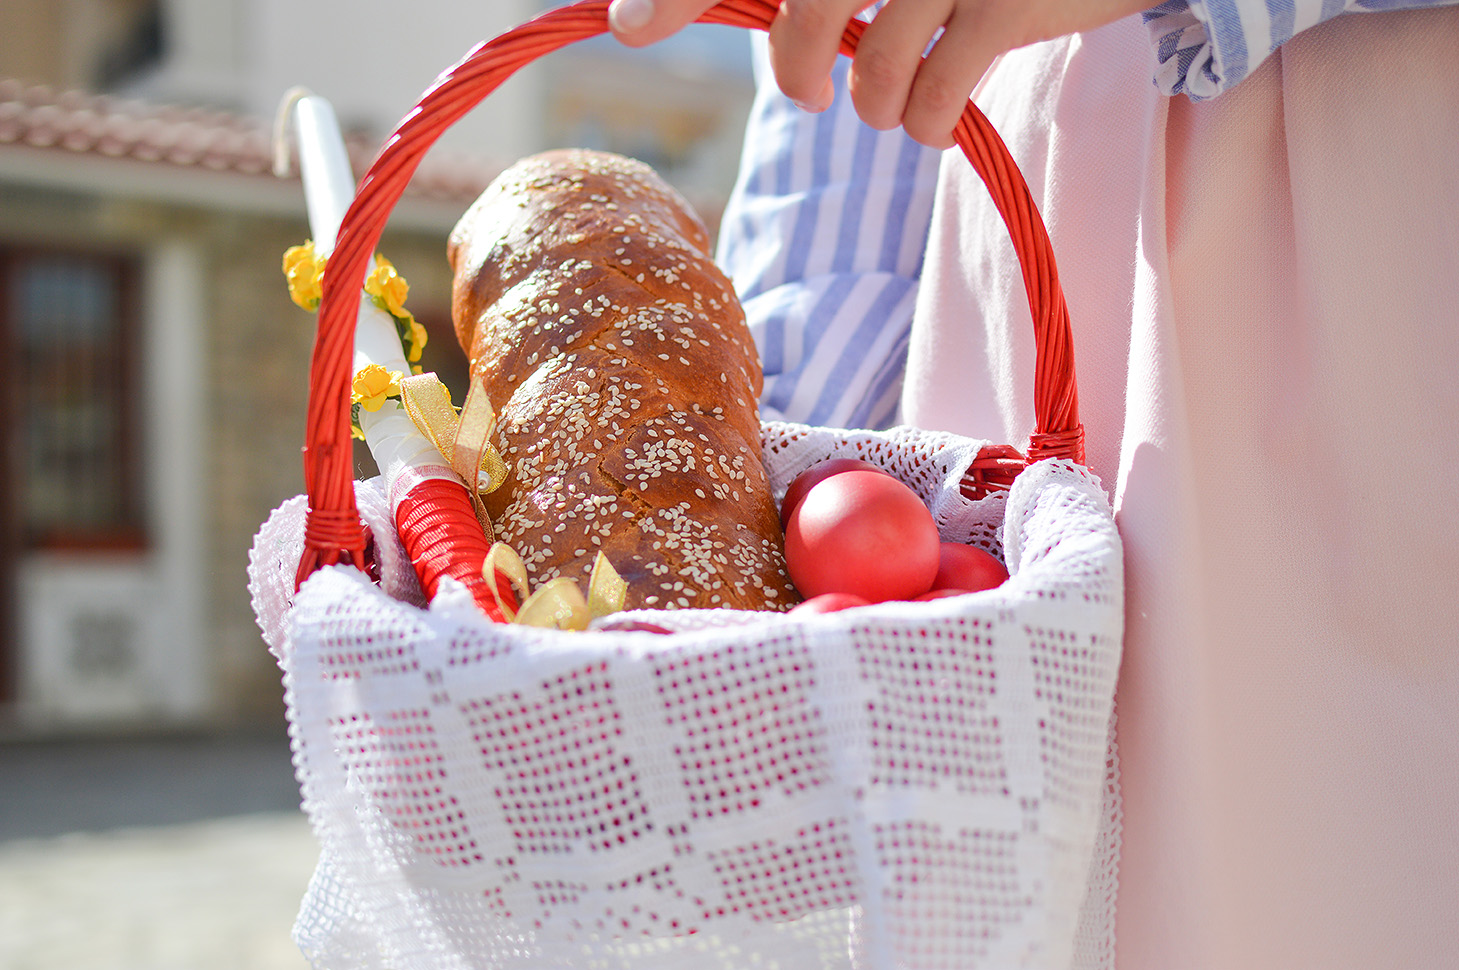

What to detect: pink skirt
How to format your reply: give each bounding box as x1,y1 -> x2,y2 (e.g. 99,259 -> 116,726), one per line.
904,8 -> 1459,969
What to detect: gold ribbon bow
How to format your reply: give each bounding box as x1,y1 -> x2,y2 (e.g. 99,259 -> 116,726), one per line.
484,543 -> 627,631
399,373 -> 627,630
400,372 -> 509,535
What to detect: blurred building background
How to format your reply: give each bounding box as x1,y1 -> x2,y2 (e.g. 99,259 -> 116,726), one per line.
0,0 -> 754,737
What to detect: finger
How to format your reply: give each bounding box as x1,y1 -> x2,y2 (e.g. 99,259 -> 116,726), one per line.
768,0 -> 873,111
608,0 -> 719,48
900,7 -> 1003,148
846,0 -> 953,132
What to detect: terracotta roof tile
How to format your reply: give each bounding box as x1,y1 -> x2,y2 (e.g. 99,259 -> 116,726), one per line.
0,77 -> 504,204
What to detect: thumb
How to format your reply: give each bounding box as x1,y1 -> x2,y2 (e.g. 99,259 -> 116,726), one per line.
608,0 -> 720,47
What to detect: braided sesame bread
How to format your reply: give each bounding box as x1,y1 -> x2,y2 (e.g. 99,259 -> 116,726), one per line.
448,149 -> 799,612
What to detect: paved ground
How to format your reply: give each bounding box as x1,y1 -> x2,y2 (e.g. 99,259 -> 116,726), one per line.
0,730 -> 318,970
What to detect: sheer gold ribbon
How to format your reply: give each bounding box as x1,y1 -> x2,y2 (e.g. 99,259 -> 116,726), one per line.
399,373 -> 625,629
483,543 -> 626,630
400,373 -> 508,536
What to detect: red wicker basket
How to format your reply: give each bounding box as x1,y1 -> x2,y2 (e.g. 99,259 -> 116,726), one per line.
296,0 -> 1084,615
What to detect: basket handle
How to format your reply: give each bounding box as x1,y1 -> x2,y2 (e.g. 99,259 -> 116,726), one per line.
298,0 -> 1083,588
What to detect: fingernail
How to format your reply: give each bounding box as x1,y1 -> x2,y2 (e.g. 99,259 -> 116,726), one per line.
791,94 -> 832,114
609,0 -> 655,33
792,77 -> 835,113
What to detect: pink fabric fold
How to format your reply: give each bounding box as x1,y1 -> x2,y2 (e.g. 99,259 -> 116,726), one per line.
905,9 -> 1459,969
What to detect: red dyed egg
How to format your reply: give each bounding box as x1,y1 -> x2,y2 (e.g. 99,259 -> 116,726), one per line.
779,457 -> 888,527
790,592 -> 871,615
913,588 -> 972,602
784,470 -> 940,603
932,542 -> 1009,593
594,619 -> 673,634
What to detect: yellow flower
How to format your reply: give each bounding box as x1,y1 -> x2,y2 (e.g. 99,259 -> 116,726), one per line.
282,241 -> 326,310
364,254 -> 410,317
351,364 -> 403,413
403,314 -> 428,362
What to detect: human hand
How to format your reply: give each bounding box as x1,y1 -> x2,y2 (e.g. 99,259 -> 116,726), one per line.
608,0 -> 1151,148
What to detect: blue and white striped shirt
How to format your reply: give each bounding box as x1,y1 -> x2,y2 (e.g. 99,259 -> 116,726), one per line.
716,45 -> 941,430
1144,0 -> 1457,99
718,0 -> 1457,428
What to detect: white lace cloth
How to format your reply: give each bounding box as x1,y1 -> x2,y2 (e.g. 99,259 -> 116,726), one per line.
249,422 -> 1124,970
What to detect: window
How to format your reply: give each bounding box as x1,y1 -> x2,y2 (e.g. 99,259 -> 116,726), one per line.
98,0 -> 166,90
0,247 -> 147,550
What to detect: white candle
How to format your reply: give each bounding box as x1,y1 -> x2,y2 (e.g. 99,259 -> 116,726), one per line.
291,96 -> 354,260
288,92 -> 414,383
286,91 -> 446,467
